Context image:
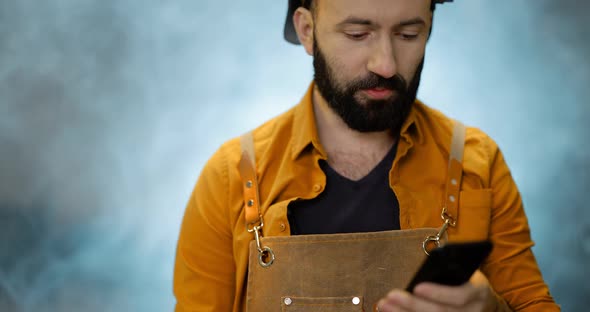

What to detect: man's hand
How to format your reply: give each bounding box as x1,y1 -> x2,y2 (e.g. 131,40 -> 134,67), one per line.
376,271 -> 498,312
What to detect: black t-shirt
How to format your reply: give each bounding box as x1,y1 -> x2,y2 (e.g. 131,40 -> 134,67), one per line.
288,143 -> 401,235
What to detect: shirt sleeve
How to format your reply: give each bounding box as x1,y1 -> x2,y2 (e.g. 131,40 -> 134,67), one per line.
483,142 -> 560,311
173,146 -> 236,312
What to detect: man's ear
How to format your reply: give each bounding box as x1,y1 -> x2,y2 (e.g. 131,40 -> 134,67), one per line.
293,7 -> 314,56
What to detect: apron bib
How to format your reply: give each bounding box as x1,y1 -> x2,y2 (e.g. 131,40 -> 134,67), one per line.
246,228 -> 446,311
239,121 -> 466,312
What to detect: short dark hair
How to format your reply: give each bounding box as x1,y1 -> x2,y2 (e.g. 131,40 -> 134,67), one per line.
301,0 -> 312,10
302,0 -> 437,12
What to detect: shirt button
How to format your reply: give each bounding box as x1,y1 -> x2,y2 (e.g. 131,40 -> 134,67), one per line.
279,222 -> 287,232
313,184 -> 323,193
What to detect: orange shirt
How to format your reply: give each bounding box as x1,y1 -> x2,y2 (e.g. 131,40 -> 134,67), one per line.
173,83 -> 559,311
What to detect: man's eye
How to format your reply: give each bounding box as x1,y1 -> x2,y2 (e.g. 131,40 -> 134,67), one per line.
399,33 -> 419,40
345,32 -> 368,40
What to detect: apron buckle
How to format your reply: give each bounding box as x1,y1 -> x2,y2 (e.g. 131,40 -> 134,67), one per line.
422,216 -> 453,256
248,215 -> 276,268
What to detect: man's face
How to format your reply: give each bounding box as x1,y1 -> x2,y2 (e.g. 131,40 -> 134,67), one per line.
311,0 -> 432,133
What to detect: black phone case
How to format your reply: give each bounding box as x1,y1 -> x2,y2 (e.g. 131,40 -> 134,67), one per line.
406,241 -> 493,292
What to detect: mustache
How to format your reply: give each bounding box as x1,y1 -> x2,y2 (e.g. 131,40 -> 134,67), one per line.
346,73 -> 408,93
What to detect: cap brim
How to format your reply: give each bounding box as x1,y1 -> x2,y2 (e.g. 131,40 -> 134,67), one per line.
284,0 -> 301,45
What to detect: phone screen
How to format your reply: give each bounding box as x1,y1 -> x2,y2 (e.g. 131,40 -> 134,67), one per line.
406,241 -> 493,292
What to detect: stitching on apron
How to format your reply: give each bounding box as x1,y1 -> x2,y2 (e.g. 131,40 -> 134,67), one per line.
257,235 -> 436,245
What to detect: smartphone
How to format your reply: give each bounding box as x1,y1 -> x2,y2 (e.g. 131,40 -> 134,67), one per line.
405,240 -> 493,293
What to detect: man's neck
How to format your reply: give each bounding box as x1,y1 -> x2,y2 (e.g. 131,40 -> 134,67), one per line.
312,86 -> 396,181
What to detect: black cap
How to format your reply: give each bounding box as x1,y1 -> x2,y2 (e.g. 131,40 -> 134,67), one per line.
284,0 -> 454,45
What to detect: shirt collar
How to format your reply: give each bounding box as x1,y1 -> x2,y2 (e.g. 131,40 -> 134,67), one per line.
291,82 -> 323,160
400,101 -> 425,146
291,81 -> 425,160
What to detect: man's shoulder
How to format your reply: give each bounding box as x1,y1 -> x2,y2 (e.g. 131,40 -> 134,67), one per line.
413,100 -> 500,174
250,105 -> 299,150
209,105 -> 299,169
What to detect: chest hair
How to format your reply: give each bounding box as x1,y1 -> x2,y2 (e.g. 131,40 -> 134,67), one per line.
327,150 -> 390,181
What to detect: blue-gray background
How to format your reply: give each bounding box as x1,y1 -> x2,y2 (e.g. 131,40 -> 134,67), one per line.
1,0 -> 588,311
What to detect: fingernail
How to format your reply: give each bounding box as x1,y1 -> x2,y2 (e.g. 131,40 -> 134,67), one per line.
387,290 -> 407,302
413,283 -> 432,296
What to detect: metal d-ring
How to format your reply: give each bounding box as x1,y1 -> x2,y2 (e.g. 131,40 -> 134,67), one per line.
248,215 -> 275,268
422,217 -> 453,256
422,235 -> 442,256
258,246 -> 275,268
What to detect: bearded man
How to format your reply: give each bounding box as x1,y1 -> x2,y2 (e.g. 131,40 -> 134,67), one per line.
173,0 -> 560,311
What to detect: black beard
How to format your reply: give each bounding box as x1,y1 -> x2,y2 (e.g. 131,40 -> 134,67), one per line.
313,39 -> 423,134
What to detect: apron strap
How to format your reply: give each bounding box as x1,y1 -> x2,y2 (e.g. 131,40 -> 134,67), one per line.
238,120 -> 466,235
239,132 -> 262,226
443,120 -> 466,226
239,132 -> 276,267
423,120 -> 466,254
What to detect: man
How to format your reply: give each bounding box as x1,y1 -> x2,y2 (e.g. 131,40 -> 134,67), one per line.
173,0 -> 559,311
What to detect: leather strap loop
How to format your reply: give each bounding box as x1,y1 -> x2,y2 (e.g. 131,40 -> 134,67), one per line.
443,120 -> 466,226
239,132 -> 262,226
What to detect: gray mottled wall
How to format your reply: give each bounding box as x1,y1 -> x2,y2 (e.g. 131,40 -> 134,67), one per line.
0,0 -> 588,311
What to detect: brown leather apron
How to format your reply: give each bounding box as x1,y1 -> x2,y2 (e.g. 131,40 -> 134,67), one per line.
238,121 -> 466,312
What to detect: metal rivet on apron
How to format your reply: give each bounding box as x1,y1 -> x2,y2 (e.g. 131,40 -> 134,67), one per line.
279,222 -> 286,232
313,184 -> 322,192
247,199 -> 255,207
352,297 -> 361,305
284,297 -> 293,306
449,195 -> 456,203
246,180 -> 253,188
451,179 -> 457,186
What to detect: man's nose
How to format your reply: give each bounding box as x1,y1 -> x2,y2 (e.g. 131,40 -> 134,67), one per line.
366,38 -> 397,79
